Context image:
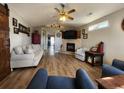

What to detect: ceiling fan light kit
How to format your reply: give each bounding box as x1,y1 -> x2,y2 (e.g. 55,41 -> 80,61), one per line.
59,15 -> 66,21
54,4 -> 76,22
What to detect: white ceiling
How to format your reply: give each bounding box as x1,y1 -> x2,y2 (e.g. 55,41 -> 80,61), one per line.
8,3 -> 124,27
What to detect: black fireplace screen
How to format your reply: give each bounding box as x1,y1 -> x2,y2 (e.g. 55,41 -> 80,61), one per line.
66,43 -> 75,52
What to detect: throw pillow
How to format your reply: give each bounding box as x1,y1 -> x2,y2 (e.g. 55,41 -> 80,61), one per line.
14,46 -> 24,55
27,45 -> 33,49
24,48 -> 34,54
22,45 -> 27,52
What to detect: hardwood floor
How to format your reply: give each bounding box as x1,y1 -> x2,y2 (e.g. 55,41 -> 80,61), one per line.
0,50 -> 102,89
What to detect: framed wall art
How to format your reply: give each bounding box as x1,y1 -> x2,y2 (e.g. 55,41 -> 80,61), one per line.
19,23 -> 27,33
14,27 -> 19,34
27,27 -> 30,36
82,29 -> 85,34
12,18 -> 18,27
83,34 -> 88,39
18,23 -> 30,36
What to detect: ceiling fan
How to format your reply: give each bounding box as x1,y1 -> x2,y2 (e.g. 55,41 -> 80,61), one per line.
54,4 -> 76,21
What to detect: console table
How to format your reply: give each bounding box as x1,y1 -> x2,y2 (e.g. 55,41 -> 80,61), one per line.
85,51 -> 104,66
96,75 -> 124,89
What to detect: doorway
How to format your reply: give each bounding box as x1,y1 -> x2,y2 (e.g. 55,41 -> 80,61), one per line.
48,35 -> 55,55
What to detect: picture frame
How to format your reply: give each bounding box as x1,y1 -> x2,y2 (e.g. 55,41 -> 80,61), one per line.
27,28 -> 30,36
27,27 -> 30,33
12,18 -> 18,27
18,23 -> 23,31
82,29 -> 85,34
14,27 -> 19,34
19,23 -> 27,33
18,23 -> 30,36
83,34 -> 88,39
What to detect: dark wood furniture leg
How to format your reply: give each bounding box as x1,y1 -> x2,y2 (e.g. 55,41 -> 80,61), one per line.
85,51 -> 104,66
85,53 -> 88,63
98,84 -> 104,89
101,56 -> 103,66
92,56 -> 94,66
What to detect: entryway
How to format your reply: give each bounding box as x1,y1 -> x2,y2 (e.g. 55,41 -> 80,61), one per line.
48,36 -> 55,55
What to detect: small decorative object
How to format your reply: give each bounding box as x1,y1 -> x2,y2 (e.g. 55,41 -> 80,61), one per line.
121,19 -> 124,31
43,31 -> 46,36
14,27 -> 19,34
12,18 -> 17,27
82,29 -> 85,34
83,34 -> 88,39
56,32 -> 61,37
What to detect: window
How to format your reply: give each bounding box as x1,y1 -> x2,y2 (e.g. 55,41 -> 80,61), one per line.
88,20 -> 109,31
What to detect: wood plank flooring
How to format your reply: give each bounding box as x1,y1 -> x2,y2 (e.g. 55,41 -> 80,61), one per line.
0,51 -> 102,89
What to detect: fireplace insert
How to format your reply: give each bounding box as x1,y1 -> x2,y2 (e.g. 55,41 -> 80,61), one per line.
66,43 -> 75,52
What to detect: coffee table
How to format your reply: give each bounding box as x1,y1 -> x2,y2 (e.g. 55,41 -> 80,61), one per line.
96,75 -> 124,89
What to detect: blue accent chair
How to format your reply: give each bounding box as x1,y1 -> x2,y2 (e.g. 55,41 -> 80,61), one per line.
27,68 -> 97,89
102,59 -> 124,77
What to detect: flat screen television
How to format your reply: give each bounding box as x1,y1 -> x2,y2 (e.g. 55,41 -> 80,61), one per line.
63,30 -> 77,39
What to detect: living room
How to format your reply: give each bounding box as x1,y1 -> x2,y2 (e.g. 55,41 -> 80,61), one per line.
0,2 -> 124,90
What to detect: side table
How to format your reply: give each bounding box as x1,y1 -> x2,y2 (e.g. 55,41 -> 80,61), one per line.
85,51 -> 104,66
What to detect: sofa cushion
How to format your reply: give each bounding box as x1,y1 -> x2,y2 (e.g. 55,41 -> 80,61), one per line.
112,59 -> 124,71
75,69 -> 97,89
33,51 -> 43,63
27,69 -> 48,89
46,76 -> 75,89
32,44 -> 41,52
24,47 -> 34,54
22,45 -> 27,51
27,45 -> 33,50
102,64 -> 124,77
14,46 -> 24,55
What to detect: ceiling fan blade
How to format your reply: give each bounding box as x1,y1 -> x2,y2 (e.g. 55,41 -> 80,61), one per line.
54,8 -> 60,13
67,9 -> 76,14
66,15 -> 74,20
60,3 -> 65,9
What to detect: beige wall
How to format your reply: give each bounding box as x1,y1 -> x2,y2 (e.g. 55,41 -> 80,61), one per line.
9,5 -> 32,51
81,8 -> 124,64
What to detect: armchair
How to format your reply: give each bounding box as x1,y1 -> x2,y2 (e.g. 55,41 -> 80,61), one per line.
102,59 -> 124,77
27,68 -> 97,89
